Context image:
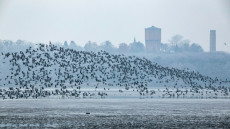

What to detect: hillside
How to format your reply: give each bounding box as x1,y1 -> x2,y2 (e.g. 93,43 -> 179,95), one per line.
0,43 -> 229,99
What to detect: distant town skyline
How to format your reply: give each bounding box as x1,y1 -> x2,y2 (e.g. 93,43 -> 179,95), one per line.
0,0 -> 229,52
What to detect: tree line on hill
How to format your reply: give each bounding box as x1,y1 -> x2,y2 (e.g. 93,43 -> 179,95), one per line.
0,35 -> 203,53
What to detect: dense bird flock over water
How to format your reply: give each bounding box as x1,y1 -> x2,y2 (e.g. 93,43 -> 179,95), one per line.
0,42 -> 229,99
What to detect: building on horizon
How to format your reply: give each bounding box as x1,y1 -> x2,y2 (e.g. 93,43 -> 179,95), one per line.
145,26 -> 161,52
210,30 -> 216,52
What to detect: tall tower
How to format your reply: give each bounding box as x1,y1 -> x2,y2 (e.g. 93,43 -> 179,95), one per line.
210,30 -> 216,52
145,26 -> 161,52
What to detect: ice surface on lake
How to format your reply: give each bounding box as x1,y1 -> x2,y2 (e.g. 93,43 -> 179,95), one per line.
0,99 -> 230,128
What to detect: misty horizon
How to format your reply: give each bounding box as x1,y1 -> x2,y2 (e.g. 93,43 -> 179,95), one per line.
0,0 -> 229,52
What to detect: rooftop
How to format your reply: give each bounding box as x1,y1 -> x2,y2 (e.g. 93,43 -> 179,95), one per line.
145,26 -> 161,30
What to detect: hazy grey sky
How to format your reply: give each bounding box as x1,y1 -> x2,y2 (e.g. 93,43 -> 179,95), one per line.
0,0 -> 229,52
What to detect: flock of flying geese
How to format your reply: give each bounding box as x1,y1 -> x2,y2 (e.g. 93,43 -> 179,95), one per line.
0,42 -> 229,99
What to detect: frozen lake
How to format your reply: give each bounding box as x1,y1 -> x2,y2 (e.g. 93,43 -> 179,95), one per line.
0,99 -> 230,128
